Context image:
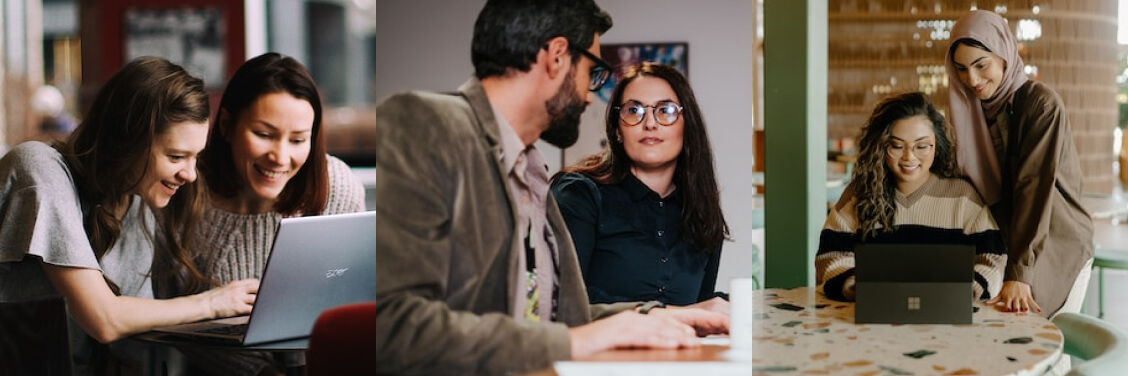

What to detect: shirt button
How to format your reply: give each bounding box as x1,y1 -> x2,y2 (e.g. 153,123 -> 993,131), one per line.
659,286 -> 666,293
661,257 -> 668,263
657,230 -> 664,237
659,201 -> 664,208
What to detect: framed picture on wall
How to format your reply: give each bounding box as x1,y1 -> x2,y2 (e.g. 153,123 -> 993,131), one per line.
597,42 -> 688,103
123,7 -> 225,88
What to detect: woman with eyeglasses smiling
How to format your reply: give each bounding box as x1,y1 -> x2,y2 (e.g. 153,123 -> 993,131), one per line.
551,62 -> 730,313
815,92 -> 1006,303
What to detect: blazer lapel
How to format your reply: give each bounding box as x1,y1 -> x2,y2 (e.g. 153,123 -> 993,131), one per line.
458,78 -> 526,315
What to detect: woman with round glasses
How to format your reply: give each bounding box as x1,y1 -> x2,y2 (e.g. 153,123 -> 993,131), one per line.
816,92 -> 1006,302
551,62 -> 730,311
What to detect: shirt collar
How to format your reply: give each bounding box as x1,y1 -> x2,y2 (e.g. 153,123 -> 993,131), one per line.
493,102 -> 527,175
621,172 -> 681,203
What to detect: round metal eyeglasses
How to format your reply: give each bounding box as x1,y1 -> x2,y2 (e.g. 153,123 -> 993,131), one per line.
613,100 -> 684,126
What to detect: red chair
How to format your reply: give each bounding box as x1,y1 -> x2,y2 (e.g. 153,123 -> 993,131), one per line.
306,302 -> 380,375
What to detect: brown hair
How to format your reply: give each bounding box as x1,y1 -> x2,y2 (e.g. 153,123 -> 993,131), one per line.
555,62 -> 729,251
852,92 -> 956,239
201,53 -> 329,215
57,56 -> 212,293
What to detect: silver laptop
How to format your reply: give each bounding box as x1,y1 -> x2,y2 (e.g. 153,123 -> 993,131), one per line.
153,211 -> 378,345
854,243 -> 975,324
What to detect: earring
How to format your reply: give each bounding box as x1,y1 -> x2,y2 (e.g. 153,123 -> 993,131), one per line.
616,135 -> 622,143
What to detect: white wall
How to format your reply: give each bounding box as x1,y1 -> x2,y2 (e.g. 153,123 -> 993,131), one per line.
372,0 -> 760,290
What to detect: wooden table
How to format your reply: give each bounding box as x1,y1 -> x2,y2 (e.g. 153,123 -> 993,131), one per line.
541,287 -> 1062,376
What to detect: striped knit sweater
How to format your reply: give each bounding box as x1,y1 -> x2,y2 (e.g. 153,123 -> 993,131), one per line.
816,174 -> 1006,302
182,155 -> 366,376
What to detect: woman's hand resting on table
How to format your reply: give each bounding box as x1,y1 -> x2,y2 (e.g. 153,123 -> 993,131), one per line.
986,280 -> 1042,313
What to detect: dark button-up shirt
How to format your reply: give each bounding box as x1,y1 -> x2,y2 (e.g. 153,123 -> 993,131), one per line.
551,172 -> 721,305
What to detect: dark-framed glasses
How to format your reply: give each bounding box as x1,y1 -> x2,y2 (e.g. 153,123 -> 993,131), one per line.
571,47 -> 613,92
613,100 -> 684,126
885,142 -> 934,159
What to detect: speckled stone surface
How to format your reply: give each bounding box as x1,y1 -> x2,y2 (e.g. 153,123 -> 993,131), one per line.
730,287 -> 1062,376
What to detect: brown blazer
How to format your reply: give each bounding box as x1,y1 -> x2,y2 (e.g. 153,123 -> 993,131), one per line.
367,78 -> 635,375
992,80 -> 1094,317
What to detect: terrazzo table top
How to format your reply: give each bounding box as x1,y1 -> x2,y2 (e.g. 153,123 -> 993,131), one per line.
736,287 -> 1062,376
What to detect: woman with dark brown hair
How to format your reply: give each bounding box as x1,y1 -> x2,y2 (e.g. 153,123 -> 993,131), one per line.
816,92 -> 1006,303
552,62 -> 729,310
183,52 -> 365,375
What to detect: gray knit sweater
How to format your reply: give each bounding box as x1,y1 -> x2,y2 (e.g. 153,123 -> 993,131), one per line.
196,156 -> 365,284
183,155 -> 365,375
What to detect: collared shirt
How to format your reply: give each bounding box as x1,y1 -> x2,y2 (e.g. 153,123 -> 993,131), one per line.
494,106 -> 559,322
551,172 -> 722,305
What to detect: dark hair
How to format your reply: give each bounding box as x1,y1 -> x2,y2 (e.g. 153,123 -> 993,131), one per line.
556,62 -> 729,252
951,38 -> 993,57
852,92 -> 955,239
471,0 -> 612,79
57,56 -> 211,292
202,53 -> 329,215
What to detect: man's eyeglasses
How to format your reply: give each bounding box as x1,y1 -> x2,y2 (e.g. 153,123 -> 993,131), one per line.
571,47 -> 613,92
613,100 -> 684,126
885,142 -> 935,159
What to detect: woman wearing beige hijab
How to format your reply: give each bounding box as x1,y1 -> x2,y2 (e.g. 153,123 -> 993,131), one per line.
946,10 -> 1093,317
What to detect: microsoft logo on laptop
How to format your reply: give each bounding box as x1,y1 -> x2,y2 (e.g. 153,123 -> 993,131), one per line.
907,297 -> 921,310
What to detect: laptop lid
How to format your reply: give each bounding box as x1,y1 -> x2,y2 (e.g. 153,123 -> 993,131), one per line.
153,210 -> 378,345
854,243 -> 975,324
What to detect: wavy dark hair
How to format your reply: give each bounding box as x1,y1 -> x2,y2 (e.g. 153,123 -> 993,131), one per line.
471,0 -> 612,78
853,92 -> 956,239
56,56 -> 211,293
555,62 -> 729,252
201,53 -> 328,216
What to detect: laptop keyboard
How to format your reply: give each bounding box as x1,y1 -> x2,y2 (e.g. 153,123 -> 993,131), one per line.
198,323 -> 248,336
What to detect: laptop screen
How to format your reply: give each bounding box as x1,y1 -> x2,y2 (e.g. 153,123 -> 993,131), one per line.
243,210 -> 379,344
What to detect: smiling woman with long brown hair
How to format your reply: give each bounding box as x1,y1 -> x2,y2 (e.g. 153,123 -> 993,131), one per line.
816,92 -> 1006,303
0,57 -> 258,374
179,52 -> 365,376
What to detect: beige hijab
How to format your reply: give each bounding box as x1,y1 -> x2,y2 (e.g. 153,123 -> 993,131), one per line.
946,10 -> 1029,205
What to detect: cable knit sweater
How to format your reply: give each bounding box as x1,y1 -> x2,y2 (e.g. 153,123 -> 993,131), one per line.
181,155 -> 365,376
816,174 -> 1007,302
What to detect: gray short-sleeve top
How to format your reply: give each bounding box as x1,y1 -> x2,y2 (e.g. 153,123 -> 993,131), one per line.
0,141 -> 155,302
